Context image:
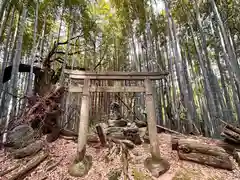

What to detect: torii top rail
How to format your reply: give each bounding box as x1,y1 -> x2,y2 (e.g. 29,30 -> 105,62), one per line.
64,70 -> 168,160
64,70 -> 168,93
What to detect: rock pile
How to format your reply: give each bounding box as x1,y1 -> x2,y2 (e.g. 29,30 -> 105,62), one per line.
100,102 -> 148,146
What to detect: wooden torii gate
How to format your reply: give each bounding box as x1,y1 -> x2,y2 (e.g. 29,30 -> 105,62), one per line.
65,70 -> 169,176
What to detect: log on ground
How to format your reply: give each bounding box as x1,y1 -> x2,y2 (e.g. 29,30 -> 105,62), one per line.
221,128 -> 240,143
171,135 -> 190,150
172,135 -> 240,155
0,164 -> 20,177
221,121 -> 240,143
223,122 -> 240,134
8,151 -> 49,180
176,139 -> 233,170
12,140 -> 43,159
215,140 -> 240,155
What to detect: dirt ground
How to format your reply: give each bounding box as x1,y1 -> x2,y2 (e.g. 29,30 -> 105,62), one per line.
0,133 -> 239,180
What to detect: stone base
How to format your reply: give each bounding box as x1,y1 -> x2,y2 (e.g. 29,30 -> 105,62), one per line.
68,155 -> 92,177
144,156 -> 170,178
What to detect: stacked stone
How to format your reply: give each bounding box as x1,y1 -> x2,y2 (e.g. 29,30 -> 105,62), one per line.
105,102 -> 147,145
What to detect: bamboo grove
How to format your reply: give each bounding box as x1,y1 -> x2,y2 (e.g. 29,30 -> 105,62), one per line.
0,0 -> 240,138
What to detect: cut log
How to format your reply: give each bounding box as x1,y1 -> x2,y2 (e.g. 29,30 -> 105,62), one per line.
12,140 -> 43,159
177,139 -> 233,170
221,120 -> 240,134
9,151 -> 49,180
96,125 -> 107,146
221,133 -> 239,143
221,121 -> 240,143
171,135 -> 189,150
221,128 -> 240,143
172,136 -> 240,155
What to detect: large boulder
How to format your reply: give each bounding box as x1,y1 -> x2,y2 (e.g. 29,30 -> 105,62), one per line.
6,124 -> 35,149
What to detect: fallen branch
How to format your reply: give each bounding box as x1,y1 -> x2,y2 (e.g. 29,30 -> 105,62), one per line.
214,140 -> 240,155
220,120 -> 240,134
0,164 -> 20,177
221,120 -> 240,143
222,128 -> 240,143
9,151 -> 49,180
46,158 -> 63,171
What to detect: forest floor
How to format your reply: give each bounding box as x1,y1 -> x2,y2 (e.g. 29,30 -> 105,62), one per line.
0,133 -> 240,180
